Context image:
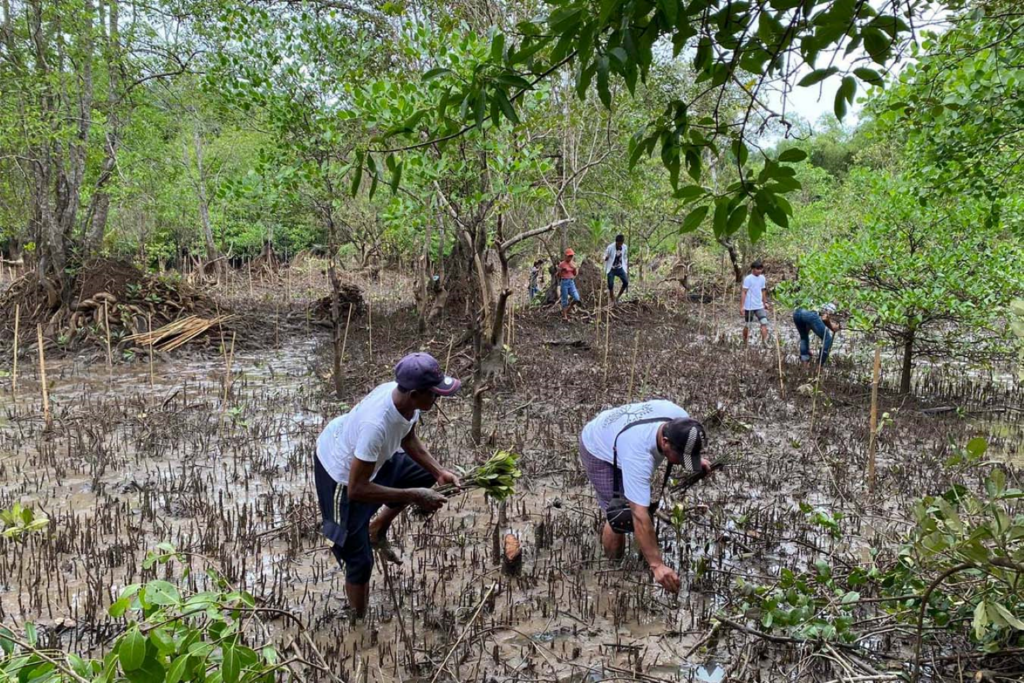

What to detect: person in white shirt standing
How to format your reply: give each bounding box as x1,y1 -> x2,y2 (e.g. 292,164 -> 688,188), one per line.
578,400 -> 712,593
604,234 -> 629,304
314,352 -> 462,617
741,259 -> 770,345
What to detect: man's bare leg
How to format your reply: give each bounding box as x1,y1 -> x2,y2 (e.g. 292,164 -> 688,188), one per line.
346,581 -> 370,618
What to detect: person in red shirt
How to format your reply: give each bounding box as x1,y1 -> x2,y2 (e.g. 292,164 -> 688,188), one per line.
558,248 -> 580,321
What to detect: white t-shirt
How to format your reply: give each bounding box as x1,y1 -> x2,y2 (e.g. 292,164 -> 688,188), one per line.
580,400 -> 689,506
316,382 -> 418,485
742,273 -> 766,310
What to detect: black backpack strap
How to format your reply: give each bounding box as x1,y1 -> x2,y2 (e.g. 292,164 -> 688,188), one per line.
611,417 -> 675,502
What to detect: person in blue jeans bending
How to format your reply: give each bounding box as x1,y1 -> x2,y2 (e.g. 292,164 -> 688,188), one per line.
793,303 -> 841,365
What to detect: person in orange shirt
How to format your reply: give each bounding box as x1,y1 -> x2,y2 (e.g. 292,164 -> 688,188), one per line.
557,248 -> 580,321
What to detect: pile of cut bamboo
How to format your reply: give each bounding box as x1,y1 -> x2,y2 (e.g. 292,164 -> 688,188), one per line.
124,315 -> 233,352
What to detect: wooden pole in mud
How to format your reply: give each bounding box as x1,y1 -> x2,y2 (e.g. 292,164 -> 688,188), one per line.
103,300 -> 113,370
338,304 -> 354,374
595,281 -> 604,346
867,347 -> 882,492
223,332 -> 236,406
247,260 -> 253,296
147,313 -> 155,388
444,335 -> 454,374
367,298 -> 373,364
602,300 -> 611,385
627,330 -> 640,402
37,324 -> 50,430
12,304 -> 19,397
773,306 -> 785,399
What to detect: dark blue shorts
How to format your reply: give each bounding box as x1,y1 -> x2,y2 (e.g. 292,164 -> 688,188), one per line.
314,452 -> 435,584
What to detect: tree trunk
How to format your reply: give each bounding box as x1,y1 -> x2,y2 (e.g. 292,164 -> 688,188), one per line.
900,329 -> 915,395
719,237 -> 742,284
190,126 -> 221,276
83,0 -> 120,256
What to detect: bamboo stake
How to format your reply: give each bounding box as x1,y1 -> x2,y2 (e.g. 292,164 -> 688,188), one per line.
275,299 -> 280,348
147,313 -> 154,388
627,330 -> 640,402
367,298 -> 373,364
37,325 -> 50,430
248,260 -> 253,296
867,347 -> 882,493
223,331 -> 236,406
444,335 -> 454,374
429,583 -> 498,683
12,304 -> 19,397
103,300 -> 113,370
595,281 -> 604,346
773,306 -> 785,399
602,299 -> 612,386
339,304 -> 354,368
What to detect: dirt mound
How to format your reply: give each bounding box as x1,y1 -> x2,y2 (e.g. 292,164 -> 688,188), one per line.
77,258 -> 143,302
0,258 -> 220,350
310,284 -> 366,321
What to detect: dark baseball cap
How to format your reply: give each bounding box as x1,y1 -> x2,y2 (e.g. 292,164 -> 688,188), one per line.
664,418 -> 707,467
394,352 -> 461,396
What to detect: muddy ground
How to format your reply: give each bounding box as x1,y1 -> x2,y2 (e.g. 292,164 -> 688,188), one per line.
0,266 -> 1022,682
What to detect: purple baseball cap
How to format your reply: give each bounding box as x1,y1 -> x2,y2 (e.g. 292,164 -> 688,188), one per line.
394,352 -> 461,396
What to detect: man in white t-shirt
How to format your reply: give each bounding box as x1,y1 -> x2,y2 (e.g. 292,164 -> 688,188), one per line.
604,234 -> 629,303
314,352 -> 461,616
741,260 -> 770,345
578,400 -> 711,593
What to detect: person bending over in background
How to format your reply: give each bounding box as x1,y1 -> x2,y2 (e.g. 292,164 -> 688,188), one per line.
604,234 -> 629,304
529,258 -> 544,300
793,303 -> 841,366
741,260 -> 771,345
314,353 -> 462,617
557,248 -> 581,321
578,400 -> 712,594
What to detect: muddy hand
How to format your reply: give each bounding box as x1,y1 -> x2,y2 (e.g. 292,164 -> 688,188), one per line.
414,488 -> 447,513
652,564 -> 680,593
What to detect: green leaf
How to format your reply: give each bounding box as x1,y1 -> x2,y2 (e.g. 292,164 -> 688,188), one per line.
422,67 -> 452,81
966,437 -> 987,458
222,646 -> 240,683
673,185 -> 705,202
24,622 -> 37,647
853,67 -> 883,86
494,88 -> 519,125
679,206 -> 708,233
144,580 -> 180,606
778,148 -> 807,163
389,159 -> 403,195
490,33 -> 505,62
0,626 -> 14,655
656,0 -> 678,25
834,76 -> 856,120
596,56 -> 611,108
974,601 -> 989,640
798,67 -> 839,88
350,151 -> 364,197
119,628 -> 147,672
990,603 -> 1024,630
125,654 -> 165,683
166,656 -> 190,683
732,139 -> 748,166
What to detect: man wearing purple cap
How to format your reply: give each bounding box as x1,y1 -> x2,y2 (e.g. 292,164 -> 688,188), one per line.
314,352 -> 462,616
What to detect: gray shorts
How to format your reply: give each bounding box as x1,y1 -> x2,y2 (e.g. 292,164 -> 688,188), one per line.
744,309 -> 769,327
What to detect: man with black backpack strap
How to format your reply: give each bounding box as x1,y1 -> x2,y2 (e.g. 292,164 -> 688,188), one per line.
578,400 -> 711,593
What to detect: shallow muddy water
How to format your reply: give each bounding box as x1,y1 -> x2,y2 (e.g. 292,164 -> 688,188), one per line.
1,277 -> 1021,682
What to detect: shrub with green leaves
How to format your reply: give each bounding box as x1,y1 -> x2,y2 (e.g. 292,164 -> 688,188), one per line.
0,545 -> 297,683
